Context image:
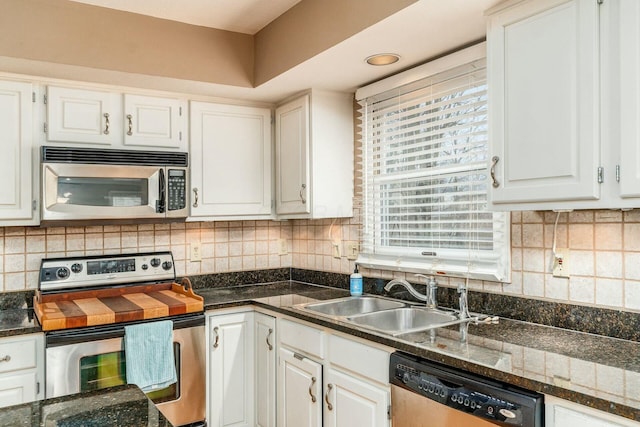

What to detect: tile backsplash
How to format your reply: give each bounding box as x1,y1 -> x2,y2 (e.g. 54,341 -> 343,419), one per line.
2,208 -> 640,314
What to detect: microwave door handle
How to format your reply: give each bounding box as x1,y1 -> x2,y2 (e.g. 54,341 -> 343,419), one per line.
157,168 -> 166,213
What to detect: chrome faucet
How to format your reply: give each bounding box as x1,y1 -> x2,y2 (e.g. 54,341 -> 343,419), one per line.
457,282 -> 470,319
384,275 -> 439,309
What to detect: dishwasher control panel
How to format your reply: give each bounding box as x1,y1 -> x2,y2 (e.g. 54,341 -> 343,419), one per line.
390,352 -> 543,427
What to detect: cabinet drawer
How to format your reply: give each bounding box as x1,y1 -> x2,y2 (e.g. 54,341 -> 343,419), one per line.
328,334 -> 389,385
278,318 -> 324,359
0,335 -> 38,373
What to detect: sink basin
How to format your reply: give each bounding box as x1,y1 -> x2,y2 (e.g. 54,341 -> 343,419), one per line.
347,307 -> 461,335
302,296 -> 405,317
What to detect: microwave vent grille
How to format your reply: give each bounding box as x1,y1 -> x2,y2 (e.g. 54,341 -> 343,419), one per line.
41,146 -> 188,167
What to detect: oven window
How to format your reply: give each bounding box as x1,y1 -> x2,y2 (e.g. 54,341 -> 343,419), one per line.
57,177 -> 149,207
79,343 -> 180,404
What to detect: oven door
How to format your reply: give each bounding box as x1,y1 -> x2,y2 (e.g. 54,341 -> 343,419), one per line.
45,315 -> 205,427
41,162 -> 165,221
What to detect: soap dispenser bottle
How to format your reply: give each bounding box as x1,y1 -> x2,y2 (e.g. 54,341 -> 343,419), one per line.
350,265 -> 363,296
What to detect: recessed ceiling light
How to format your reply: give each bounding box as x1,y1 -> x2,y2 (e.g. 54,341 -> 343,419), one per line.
365,53 -> 400,66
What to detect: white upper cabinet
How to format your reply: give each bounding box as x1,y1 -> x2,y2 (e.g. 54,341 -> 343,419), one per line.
275,90 -> 354,219
189,101 -> 273,220
123,94 -> 185,149
45,85 -> 186,151
487,0 -> 601,209
0,80 -> 37,225
614,0 -> 640,200
46,86 -> 121,146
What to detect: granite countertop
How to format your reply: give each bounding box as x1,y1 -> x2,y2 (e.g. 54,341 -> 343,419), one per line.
0,384 -> 172,427
197,281 -> 640,422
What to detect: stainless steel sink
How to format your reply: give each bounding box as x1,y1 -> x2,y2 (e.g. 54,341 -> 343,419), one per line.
347,307 -> 462,336
302,296 -> 405,317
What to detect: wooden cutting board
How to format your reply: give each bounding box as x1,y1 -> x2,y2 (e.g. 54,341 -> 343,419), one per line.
34,279 -> 204,331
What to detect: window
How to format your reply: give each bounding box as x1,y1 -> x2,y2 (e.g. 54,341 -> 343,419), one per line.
356,44 -> 510,282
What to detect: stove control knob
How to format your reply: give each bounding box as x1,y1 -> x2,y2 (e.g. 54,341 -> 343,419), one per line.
71,263 -> 83,273
162,261 -> 173,271
150,258 -> 161,268
141,264 -> 148,270
56,267 -> 70,279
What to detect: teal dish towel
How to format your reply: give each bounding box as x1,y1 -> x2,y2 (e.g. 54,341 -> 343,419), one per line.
124,320 -> 177,393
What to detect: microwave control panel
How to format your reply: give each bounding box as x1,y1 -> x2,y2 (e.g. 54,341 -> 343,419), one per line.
167,169 -> 186,211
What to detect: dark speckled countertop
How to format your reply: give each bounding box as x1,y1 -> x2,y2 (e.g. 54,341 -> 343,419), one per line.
0,384 -> 172,426
198,281 -> 640,422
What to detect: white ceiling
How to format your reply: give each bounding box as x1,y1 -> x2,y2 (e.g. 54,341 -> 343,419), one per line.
69,0 -> 303,34
11,0 -> 502,103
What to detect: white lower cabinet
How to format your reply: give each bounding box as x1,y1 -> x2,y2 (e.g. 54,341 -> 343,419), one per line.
0,333 -> 45,408
207,310 -> 255,427
545,396 -> 640,427
255,313 -> 277,427
278,347 -> 323,427
277,317 -> 391,427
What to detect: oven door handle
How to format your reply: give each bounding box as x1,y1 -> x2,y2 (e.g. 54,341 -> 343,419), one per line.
46,314 -> 205,347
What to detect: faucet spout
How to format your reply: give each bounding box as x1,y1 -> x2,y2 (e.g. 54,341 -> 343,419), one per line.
383,279 -> 428,302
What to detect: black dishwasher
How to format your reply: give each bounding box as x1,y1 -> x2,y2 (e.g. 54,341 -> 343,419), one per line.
389,352 -> 543,427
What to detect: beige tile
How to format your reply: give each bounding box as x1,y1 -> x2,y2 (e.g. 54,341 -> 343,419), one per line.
595,251 -> 623,278
242,241 -> 256,256
170,229 -> 186,245
229,256 -> 243,271
596,364 -> 625,396
522,211 -> 543,223
46,234 -> 66,253
4,254 -> 24,273
511,224 -> 522,248
624,280 -> 640,311
595,210 -> 622,222
229,228 -> 243,241
85,233 -> 104,251
523,348 -> 545,376
569,224 -> 594,250
623,223 -> 640,251
4,272 -> 23,291
243,256 -> 256,270
545,275 -> 569,301
522,248 -> 545,272
569,211 -> 594,223
546,353 -> 570,379
595,223 -> 622,250
522,224 -> 543,248
625,252 -> 640,281
522,272 -> 544,297
595,278 -> 623,308
544,224 -> 567,248
5,236 -> 24,254
569,277 -> 595,303
570,250 -> 595,276
570,358 -> 596,388
66,234 -> 85,252
215,257 -> 229,272
103,233 -> 121,250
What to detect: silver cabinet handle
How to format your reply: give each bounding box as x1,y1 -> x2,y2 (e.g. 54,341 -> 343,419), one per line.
300,183 -> 307,204
266,328 -> 273,351
192,188 -> 199,208
126,114 -> 133,136
308,376 -> 317,403
103,113 -> 110,135
325,383 -> 333,410
212,326 -> 219,349
0,355 -> 10,363
490,156 -> 500,188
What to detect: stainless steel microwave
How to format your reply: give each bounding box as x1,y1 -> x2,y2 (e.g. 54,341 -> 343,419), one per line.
41,146 -> 188,224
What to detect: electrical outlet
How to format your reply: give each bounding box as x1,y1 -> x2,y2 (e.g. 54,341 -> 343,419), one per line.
278,238 -> 288,256
552,248 -> 570,278
346,242 -> 359,260
332,242 -> 342,259
190,243 -> 202,262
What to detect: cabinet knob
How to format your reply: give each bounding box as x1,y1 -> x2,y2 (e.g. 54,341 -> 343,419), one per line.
103,113 -> 110,135
266,328 -> 273,351
325,383 -> 333,411
299,183 -> 307,204
308,376 -> 317,403
192,188 -> 199,208
126,114 -> 133,136
490,156 -> 500,188
0,355 -> 11,363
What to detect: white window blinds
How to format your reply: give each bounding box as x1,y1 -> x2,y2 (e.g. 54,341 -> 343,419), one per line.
357,54 -> 510,282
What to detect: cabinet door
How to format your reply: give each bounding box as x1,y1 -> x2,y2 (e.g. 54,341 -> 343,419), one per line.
277,347 -> 321,427
0,371 -> 37,409
208,312 -> 255,427
488,0 -> 600,205
190,102 -> 272,218
324,368 -> 389,427
275,95 -> 310,215
47,85 -> 121,146
255,313 -> 276,427
0,80 -> 35,223
123,94 -> 185,150
618,0 -> 640,198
